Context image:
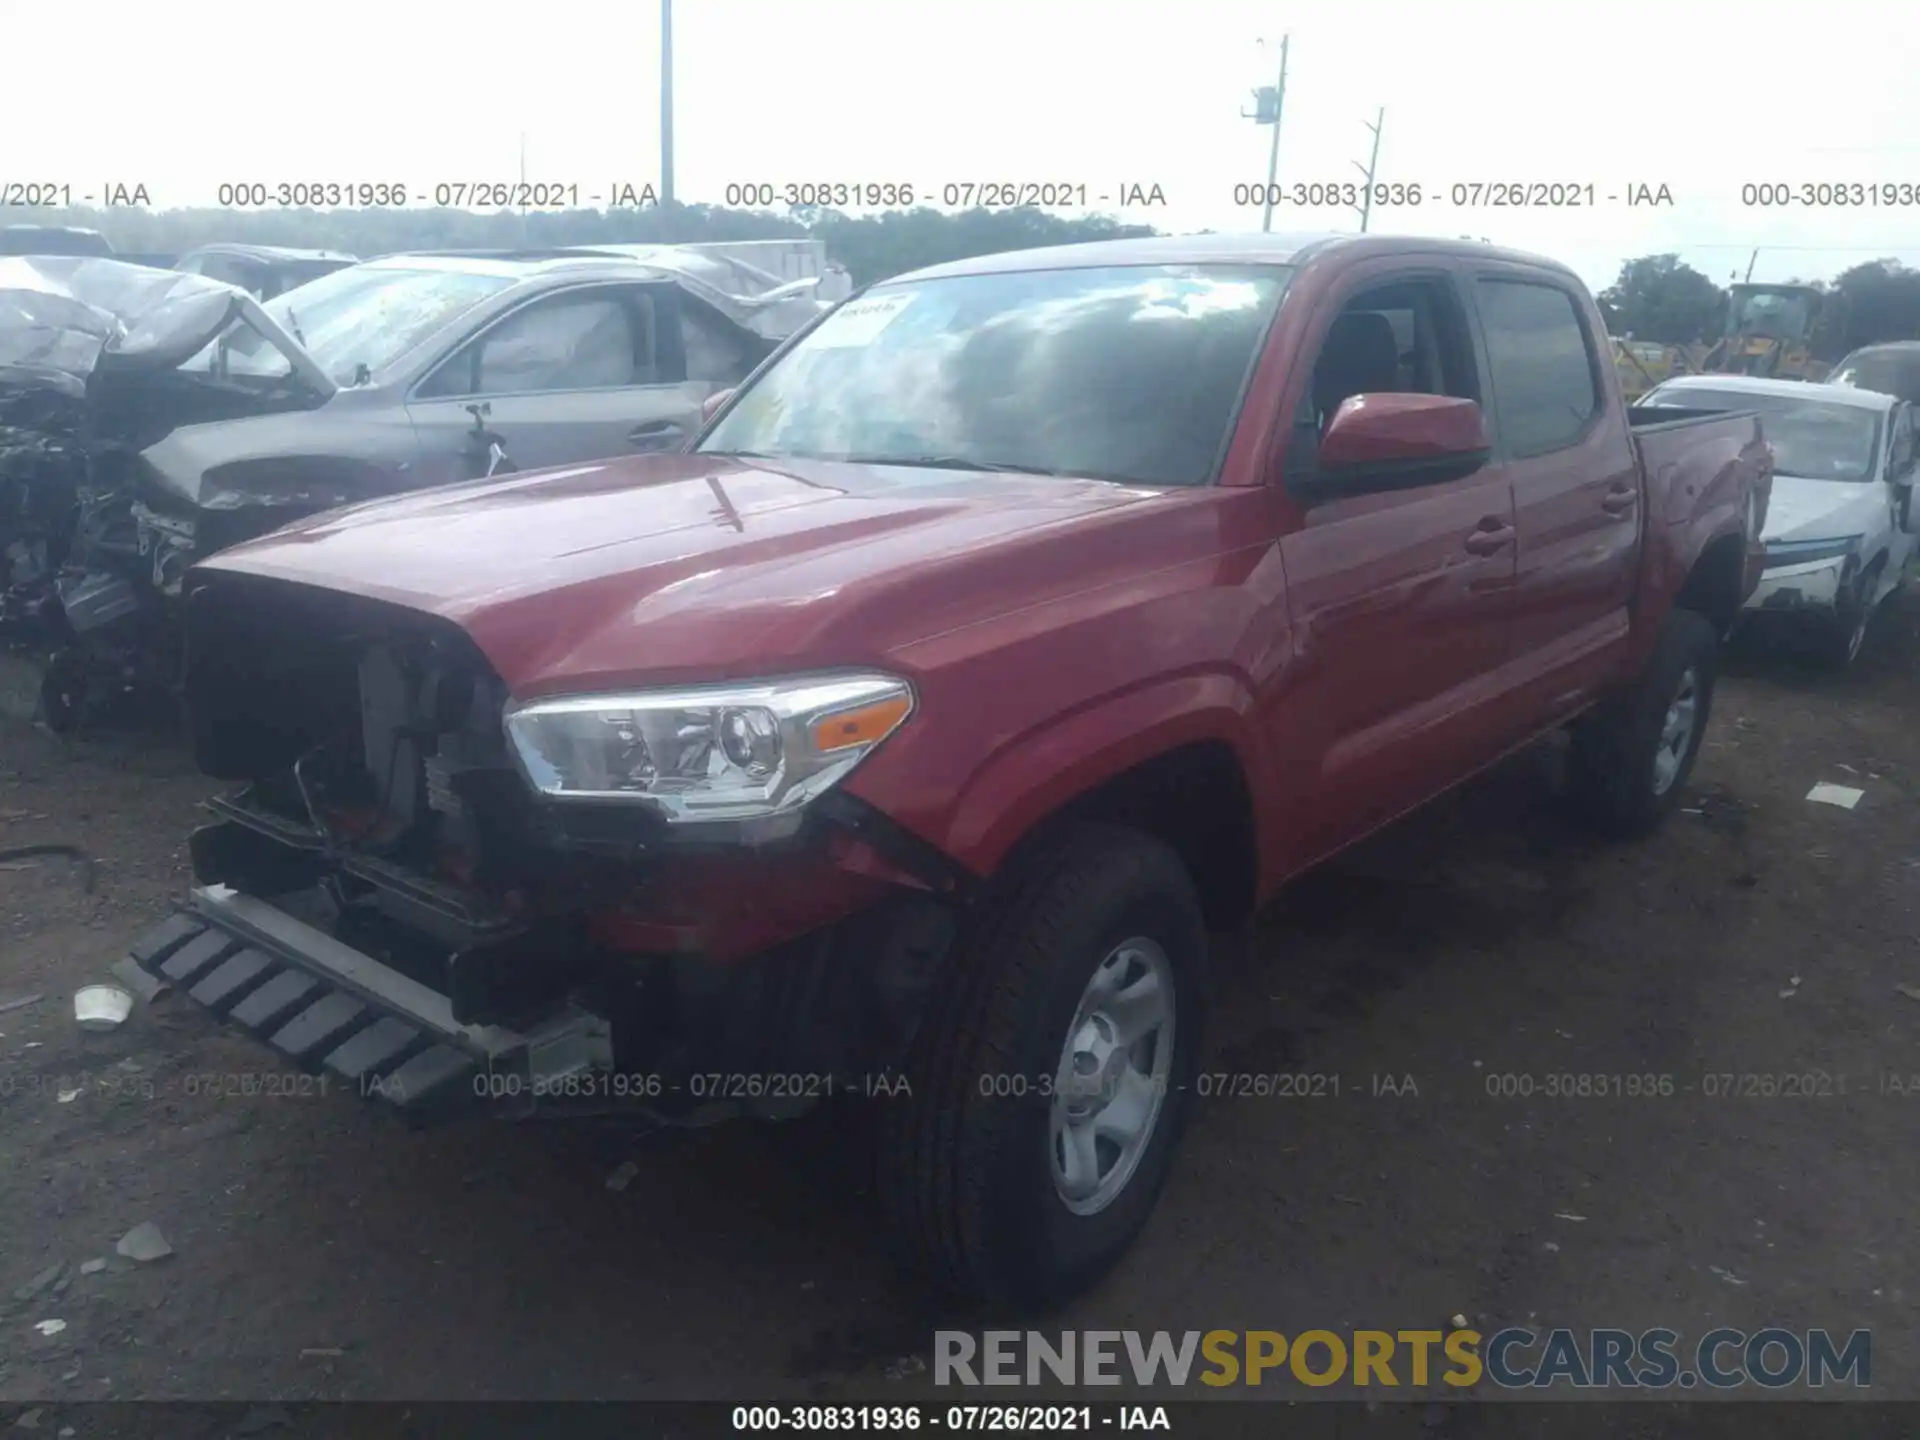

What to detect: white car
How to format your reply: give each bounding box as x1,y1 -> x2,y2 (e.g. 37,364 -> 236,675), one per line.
1638,374 -> 1919,666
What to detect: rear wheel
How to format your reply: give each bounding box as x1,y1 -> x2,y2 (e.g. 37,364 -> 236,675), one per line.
1566,608 -> 1718,838
878,825 -> 1205,1310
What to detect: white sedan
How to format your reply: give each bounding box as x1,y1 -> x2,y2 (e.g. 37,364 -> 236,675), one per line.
1638,374 -> 1919,666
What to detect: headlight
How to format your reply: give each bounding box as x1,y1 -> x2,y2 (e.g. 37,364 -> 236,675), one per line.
502,672 -> 914,823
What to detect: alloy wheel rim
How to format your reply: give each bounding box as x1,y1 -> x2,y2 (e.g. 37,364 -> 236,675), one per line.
1049,937 -> 1175,1216
1652,666 -> 1698,796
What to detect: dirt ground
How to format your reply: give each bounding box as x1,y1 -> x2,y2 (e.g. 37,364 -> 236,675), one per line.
2,593 -> 1918,1420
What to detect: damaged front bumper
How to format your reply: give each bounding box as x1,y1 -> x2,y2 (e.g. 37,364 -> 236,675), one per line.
126,811 -> 960,1128
127,887 -> 615,1122
1743,551 -> 1849,614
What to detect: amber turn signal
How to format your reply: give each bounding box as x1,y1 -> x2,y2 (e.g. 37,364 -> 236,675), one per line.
810,695 -> 913,753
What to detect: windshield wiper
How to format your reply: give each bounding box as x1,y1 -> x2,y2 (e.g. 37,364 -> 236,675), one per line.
842,454 -> 1065,477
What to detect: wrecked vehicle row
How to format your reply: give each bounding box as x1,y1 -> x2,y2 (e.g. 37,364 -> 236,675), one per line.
0,245 -> 841,726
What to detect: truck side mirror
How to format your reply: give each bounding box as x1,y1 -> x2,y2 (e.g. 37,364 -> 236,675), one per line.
1297,393 -> 1491,500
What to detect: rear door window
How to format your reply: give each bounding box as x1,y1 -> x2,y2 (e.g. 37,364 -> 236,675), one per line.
1475,279 -> 1602,458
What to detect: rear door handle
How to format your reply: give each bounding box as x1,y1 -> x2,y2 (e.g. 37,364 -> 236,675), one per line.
628,420 -> 684,445
1601,487 -> 1638,516
1463,521 -> 1515,556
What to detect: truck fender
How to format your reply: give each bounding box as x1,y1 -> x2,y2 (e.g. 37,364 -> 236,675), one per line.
934,671 -> 1273,881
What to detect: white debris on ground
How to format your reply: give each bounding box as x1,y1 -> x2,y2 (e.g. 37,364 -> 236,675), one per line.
115,1222 -> 172,1263
1806,783 -> 1864,809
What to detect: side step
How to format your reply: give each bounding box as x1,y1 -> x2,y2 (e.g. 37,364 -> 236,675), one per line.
126,887 -> 546,1123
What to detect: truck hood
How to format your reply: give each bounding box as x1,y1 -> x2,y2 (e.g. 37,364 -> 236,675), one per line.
1760,474 -> 1885,544
197,453 -> 1166,694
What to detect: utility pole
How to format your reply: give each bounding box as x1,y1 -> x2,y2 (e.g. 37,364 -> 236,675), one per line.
1744,247 -> 1760,282
1350,106 -> 1385,233
660,0 -> 676,207
1255,35 -> 1290,233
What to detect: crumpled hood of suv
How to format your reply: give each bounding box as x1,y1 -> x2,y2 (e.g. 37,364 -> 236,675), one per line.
198,451 -> 1167,695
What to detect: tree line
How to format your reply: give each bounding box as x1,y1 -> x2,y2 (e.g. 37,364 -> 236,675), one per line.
1597,252 -> 1920,361
11,201 -> 1918,359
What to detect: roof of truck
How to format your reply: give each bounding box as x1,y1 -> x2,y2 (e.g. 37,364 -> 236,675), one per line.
889,231 -> 1575,283
1651,374 -> 1897,413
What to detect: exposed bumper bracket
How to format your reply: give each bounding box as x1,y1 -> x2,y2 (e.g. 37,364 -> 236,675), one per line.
125,886 -> 602,1123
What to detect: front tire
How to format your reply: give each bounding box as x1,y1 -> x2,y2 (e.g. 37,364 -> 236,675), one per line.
1565,607 -> 1718,839
1818,561 -> 1880,669
879,825 -> 1206,1310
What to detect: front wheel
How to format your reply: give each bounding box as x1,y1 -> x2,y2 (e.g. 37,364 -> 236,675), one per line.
878,825 -> 1206,1310
1565,608 -> 1718,839
1817,561 -> 1881,670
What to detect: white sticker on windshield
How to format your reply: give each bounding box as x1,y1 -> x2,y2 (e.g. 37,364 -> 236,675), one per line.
809,291 -> 916,348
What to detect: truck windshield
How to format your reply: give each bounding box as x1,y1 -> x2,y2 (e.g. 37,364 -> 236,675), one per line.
1729,290 -> 1815,342
1647,387 -> 1882,482
699,263 -> 1292,486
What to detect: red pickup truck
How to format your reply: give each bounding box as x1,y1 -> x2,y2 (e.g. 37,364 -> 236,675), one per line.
128,233 -> 1770,1309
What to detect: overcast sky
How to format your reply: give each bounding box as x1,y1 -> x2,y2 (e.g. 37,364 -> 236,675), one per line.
9,0 -> 1918,292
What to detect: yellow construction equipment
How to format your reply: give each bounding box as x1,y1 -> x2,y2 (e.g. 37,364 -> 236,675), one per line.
1695,283 -> 1829,381
1612,337 -> 1685,400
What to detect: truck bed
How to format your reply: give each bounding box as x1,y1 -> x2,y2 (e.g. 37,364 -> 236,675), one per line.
1627,406 -> 1770,530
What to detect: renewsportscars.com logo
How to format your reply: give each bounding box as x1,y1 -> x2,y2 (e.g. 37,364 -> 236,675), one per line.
935,1328 -> 1871,1391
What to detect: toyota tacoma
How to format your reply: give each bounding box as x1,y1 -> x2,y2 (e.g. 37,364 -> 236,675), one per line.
124,233 -> 1771,1308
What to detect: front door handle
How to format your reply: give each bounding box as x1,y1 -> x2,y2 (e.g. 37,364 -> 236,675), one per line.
1463,521 -> 1515,556
628,420 -> 685,445
1601,486 -> 1638,516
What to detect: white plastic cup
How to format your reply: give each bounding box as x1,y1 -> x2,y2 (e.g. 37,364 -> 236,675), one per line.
74,984 -> 134,1031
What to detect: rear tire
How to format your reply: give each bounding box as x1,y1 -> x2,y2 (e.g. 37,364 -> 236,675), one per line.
878,825 -> 1206,1311
1565,607 -> 1718,839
